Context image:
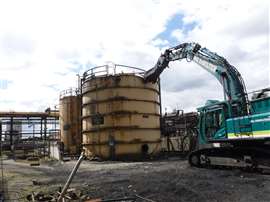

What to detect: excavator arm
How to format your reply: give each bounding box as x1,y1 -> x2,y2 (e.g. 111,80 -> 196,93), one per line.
144,42 -> 249,116
144,43 -> 201,83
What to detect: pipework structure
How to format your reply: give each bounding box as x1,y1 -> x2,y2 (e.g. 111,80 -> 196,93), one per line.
161,110 -> 198,155
0,110 -> 59,159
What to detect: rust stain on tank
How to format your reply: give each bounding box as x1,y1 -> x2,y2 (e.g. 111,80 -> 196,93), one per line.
59,92 -> 81,155
81,65 -> 161,159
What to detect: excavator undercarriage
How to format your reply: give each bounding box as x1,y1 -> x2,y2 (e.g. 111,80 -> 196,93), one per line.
188,141 -> 270,174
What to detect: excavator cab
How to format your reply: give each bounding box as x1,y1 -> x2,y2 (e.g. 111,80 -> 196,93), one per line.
198,101 -> 228,145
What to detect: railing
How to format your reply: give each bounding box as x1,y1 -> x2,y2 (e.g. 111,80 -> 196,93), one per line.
82,63 -> 145,81
60,88 -> 80,99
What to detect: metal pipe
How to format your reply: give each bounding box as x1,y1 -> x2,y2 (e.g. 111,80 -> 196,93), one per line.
102,197 -> 136,202
57,150 -> 85,202
135,194 -> 156,202
43,118 -> 47,157
10,117 -> 14,157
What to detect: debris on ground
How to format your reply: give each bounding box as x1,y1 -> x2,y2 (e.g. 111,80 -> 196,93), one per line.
3,158 -> 270,202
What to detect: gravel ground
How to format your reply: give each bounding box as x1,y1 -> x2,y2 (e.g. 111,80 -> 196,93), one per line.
2,157 -> 270,202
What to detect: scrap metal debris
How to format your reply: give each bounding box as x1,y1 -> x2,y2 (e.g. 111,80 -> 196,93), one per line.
27,190 -> 137,202
26,192 -> 54,201
26,188 -> 156,202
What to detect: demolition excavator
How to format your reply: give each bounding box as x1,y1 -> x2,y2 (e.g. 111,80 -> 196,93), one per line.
144,42 -> 270,172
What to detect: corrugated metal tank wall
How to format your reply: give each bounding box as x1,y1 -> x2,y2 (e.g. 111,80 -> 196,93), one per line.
81,71 -> 161,159
59,93 -> 81,155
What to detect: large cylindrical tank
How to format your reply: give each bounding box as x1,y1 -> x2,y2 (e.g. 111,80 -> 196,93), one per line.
59,89 -> 81,155
81,65 -> 161,159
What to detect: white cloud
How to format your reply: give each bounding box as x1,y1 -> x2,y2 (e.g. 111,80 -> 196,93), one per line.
151,38 -> 169,47
0,0 -> 268,113
171,29 -> 185,41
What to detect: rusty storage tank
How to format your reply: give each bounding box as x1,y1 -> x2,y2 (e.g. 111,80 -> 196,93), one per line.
81,64 -> 161,159
59,88 -> 82,155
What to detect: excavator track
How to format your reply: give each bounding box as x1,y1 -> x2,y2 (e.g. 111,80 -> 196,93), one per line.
188,146 -> 270,175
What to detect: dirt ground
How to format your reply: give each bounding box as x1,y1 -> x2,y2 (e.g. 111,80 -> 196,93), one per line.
2,157 -> 270,202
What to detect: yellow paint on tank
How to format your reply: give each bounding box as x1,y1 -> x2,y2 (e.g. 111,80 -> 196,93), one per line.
82,73 -> 161,159
59,95 -> 81,154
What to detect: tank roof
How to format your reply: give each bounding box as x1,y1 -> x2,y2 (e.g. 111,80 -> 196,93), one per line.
82,64 -> 145,81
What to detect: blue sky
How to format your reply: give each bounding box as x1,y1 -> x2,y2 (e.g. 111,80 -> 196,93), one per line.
154,14 -> 197,47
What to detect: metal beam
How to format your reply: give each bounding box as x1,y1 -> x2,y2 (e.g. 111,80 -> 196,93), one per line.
0,111 -> 59,118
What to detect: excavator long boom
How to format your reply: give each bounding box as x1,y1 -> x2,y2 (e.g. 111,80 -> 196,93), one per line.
144,42 -> 249,116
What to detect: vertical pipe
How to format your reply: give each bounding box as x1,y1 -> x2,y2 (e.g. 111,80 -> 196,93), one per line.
40,118 -> 43,156
33,123 -> 35,156
40,118 -> 43,138
44,118 -> 47,157
10,117 -> 13,157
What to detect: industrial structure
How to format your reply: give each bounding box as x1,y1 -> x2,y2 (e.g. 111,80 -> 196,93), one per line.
161,110 -> 198,155
81,65 -> 161,159
0,110 -> 59,159
59,88 -> 82,156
